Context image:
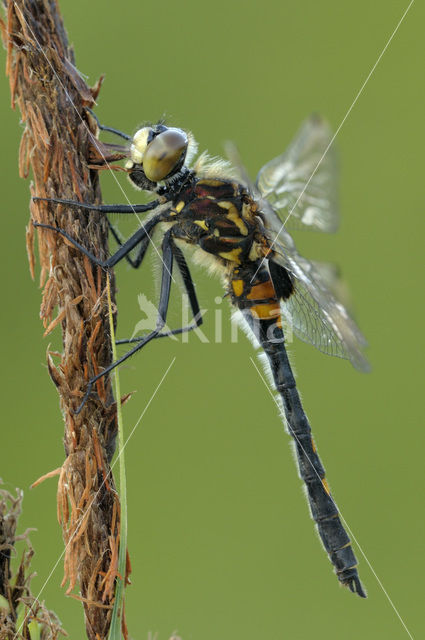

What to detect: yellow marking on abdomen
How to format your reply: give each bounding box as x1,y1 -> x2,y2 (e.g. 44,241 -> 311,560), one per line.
321,478 -> 331,495
232,279 -> 244,297
250,302 -> 281,320
249,241 -> 270,261
339,542 -> 352,550
247,281 -> 276,300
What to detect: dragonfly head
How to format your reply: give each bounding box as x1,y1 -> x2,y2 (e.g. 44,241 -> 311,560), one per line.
126,124 -> 188,186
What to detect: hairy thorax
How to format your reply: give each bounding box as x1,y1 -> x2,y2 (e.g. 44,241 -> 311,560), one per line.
167,177 -> 271,278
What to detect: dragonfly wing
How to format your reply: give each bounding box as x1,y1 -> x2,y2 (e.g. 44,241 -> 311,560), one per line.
268,232 -> 369,372
224,140 -> 259,195
256,115 -> 339,233
226,121 -> 368,370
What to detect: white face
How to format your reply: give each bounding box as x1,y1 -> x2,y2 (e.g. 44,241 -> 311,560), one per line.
129,127 -> 152,165
126,126 -> 189,183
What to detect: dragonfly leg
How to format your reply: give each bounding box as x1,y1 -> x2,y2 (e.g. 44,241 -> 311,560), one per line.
116,240 -> 203,344
33,212 -> 163,269
107,218 -> 151,269
167,240 -> 203,335
86,108 -> 132,141
33,196 -> 161,215
74,229 -> 175,414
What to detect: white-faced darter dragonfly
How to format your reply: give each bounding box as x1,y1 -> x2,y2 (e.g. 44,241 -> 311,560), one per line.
34,114 -> 369,597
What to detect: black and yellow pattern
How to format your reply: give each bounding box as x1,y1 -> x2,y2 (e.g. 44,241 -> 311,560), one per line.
161,175 -> 365,596
34,119 -> 366,598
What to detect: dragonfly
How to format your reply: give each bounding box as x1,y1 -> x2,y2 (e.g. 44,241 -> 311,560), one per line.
33,113 -> 369,597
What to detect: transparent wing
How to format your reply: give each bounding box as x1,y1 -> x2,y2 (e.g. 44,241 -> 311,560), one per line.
256,115 -> 339,233
224,140 -> 257,193
268,229 -> 369,372
226,123 -> 368,370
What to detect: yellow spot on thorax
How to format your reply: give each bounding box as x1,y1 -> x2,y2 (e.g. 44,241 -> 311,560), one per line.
219,247 -> 242,263
197,179 -> 224,187
218,201 -> 248,236
170,200 -> 185,216
194,219 -> 209,230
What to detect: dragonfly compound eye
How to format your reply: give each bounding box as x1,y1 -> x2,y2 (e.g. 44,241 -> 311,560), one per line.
142,128 -> 188,182
130,127 -> 152,164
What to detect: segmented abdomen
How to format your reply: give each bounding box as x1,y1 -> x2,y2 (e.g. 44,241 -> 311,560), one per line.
230,263 -> 366,597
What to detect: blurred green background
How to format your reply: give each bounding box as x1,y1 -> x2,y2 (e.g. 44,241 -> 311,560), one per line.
1,1 -> 423,638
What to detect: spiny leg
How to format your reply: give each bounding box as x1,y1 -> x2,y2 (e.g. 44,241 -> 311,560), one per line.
33,211 -> 164,269
33,207 -> 178,412
86,108 -> 132,141
169,241 -> 203,333
36,217 -> 195,341
33,196 -> 161,215
106,222 -> 203,342
107,218 -> 151,269
116,240 -> 203,344
73,229 -> 175,414
34,195 -> 166,268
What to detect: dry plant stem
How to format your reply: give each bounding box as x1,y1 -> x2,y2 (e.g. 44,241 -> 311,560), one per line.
1,1 -> 124,638
0,484 -> 66,639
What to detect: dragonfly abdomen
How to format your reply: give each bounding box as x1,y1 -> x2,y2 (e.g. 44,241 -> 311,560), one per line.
230,263 -> 282,326
230,263 -> 366,597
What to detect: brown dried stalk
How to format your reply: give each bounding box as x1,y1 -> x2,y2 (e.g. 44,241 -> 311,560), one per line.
0,483 -> 67,639
1,1 -> 127,638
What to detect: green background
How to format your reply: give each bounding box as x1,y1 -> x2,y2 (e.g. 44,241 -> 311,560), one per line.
1,1 -> 423,638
